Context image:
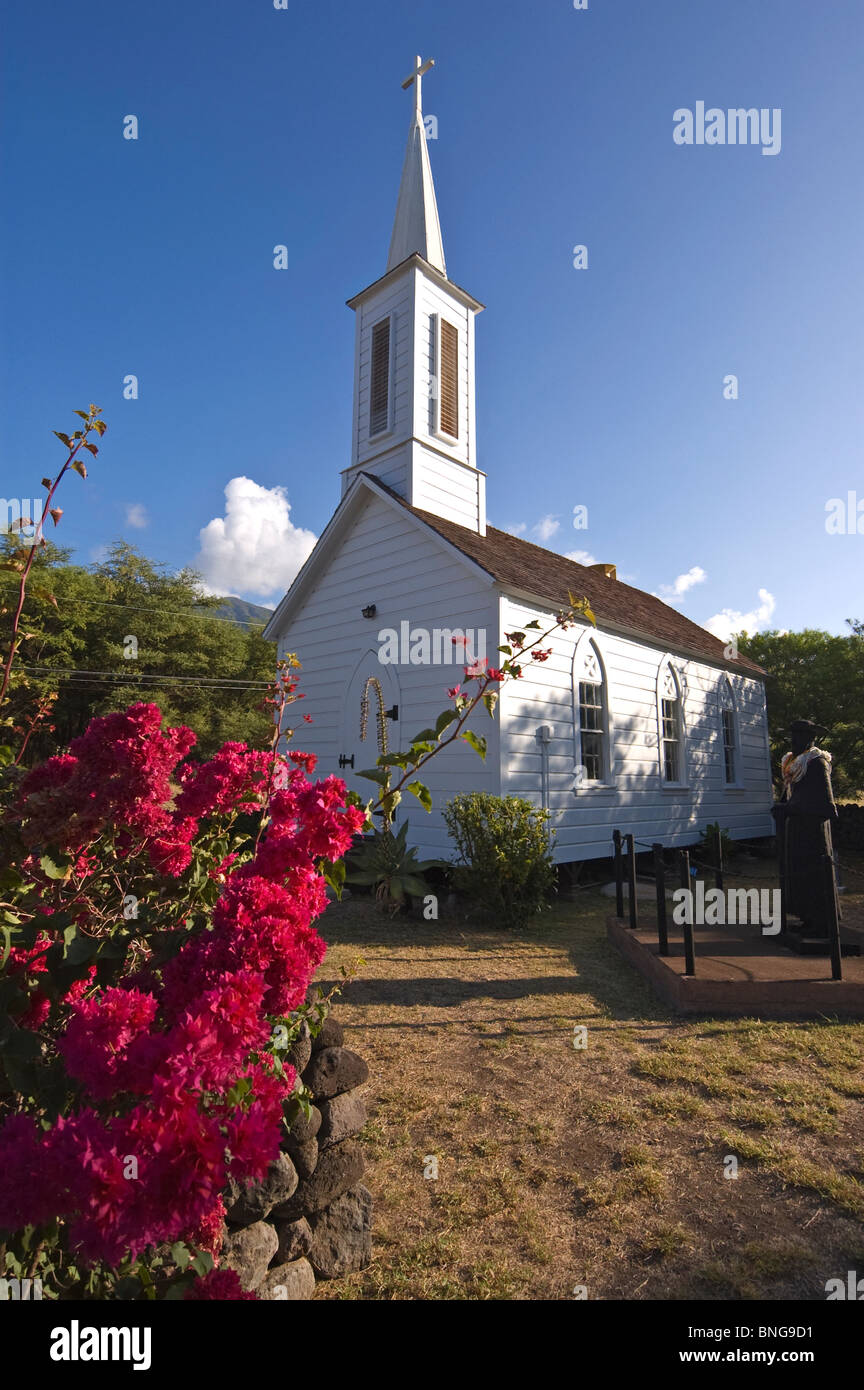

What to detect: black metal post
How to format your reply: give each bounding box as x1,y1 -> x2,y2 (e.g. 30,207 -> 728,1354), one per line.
613,829 -> 624,919
653,842 -> 668,956
714,824 -> 724,892
778,816 -> 788,936
825,853 -> 843,982
679,849 -> 695,976
627,833 -> 638,929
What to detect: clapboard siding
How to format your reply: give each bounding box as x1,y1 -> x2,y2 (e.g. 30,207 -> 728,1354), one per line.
276,491 -> 499,857
413,447 -> 483,531
498,595 -> 773,862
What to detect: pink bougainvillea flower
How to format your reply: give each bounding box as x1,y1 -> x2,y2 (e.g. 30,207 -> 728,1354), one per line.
0,696 -> 354,1276
184,1268 -> 257,1300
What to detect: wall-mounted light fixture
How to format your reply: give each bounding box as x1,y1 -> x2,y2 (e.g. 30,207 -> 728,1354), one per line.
361,604 -> 377,619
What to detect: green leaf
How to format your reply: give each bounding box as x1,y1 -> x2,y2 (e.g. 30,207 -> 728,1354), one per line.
356,767 -> 389,786
71,459 -> 87,479
483,692 -> 498,717
321,857 -> 346,900
3,1053 -> 42,1099
97,936 -> 129,960
0,980 -> 27,1024
435,710 -> 457,737
53,431 -> 72,447
396,874 -> 434,898
64,933 -> 100,967
497,644 -> 512,656
411,728 -> 439,744
379,791 -> 402,818
114,1276 -> 143,1300
39,853 -> 70,881
406,781 -> 433,813
162,1281 -> 190,1300
461,730 -> 487,760
170,1242 -> 191,1272
344,868 -> 383,886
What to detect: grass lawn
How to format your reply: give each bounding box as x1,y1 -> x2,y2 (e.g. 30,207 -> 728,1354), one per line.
312,859 -> 864,1301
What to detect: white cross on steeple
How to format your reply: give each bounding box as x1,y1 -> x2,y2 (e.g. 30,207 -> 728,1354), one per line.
401,54 -> 434,123
387,53 -> 445,275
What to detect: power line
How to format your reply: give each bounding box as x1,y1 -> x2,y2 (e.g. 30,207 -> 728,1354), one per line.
19,664 -> 271,691
33,680 -> 271,694
67,597 -> 270,631
20,596 -> 273,629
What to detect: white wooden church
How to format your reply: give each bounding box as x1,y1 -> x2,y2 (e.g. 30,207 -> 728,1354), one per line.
264,57 -> 775,864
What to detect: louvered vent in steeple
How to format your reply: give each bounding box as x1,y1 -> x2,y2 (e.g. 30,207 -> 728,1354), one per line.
439,319 -> 459,439
369,318 -> 391,436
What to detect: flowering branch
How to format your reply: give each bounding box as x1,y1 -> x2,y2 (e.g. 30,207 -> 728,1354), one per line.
0,405 -> 106,712
359,594 -> 595,825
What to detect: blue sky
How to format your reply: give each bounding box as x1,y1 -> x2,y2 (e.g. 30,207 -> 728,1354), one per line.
1,0 -> 861,637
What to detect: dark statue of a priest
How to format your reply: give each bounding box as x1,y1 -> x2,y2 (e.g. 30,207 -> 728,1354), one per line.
771,718 -> 840,939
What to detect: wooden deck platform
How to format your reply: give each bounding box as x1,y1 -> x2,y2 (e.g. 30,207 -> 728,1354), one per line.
607,914 -> 864,1018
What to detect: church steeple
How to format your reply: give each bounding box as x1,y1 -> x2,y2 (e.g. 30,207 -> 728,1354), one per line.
386,56 -> 446,276
342,56 -> 486,535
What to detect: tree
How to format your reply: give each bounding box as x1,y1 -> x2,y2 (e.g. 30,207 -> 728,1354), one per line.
1,539 -> 275,762
739,624 -> 864,798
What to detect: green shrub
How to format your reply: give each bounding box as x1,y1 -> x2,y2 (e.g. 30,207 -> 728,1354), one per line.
443,792 -> 555,928
698,821 -> 739,866
345,820 -> 441,913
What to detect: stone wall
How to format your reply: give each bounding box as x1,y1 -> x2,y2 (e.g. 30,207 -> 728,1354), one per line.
220,1013 -> 372,1298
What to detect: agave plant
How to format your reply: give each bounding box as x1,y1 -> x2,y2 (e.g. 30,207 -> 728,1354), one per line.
345,820 -> 442,912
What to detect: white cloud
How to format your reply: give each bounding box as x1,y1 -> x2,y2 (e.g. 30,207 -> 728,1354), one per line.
654,566 -> 707,604
703,588 -> 776,642
564,549 -> 597,566
532,515 -> 560,543
195,476 -> 317,602
125,502 -> 149,529
503,522 -> 527,536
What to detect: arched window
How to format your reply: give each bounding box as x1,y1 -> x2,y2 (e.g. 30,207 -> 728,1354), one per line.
719,677 -> 739,786
573,638 -> 610,786
658,661 -> 686,785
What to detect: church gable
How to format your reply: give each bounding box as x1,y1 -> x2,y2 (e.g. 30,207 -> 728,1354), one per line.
263,475 -> 493,643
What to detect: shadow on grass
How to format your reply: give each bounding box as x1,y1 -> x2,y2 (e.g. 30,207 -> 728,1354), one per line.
317,892 -> 675,1025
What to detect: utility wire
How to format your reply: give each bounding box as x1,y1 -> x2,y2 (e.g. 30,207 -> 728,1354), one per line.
17,595 -> 272,629
19,664 -> 270,690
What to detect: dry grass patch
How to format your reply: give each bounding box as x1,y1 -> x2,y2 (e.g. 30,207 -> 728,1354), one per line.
313,864 -> 864,1300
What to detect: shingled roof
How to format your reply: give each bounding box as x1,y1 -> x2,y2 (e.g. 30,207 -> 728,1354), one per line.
374,481 -> 764,677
